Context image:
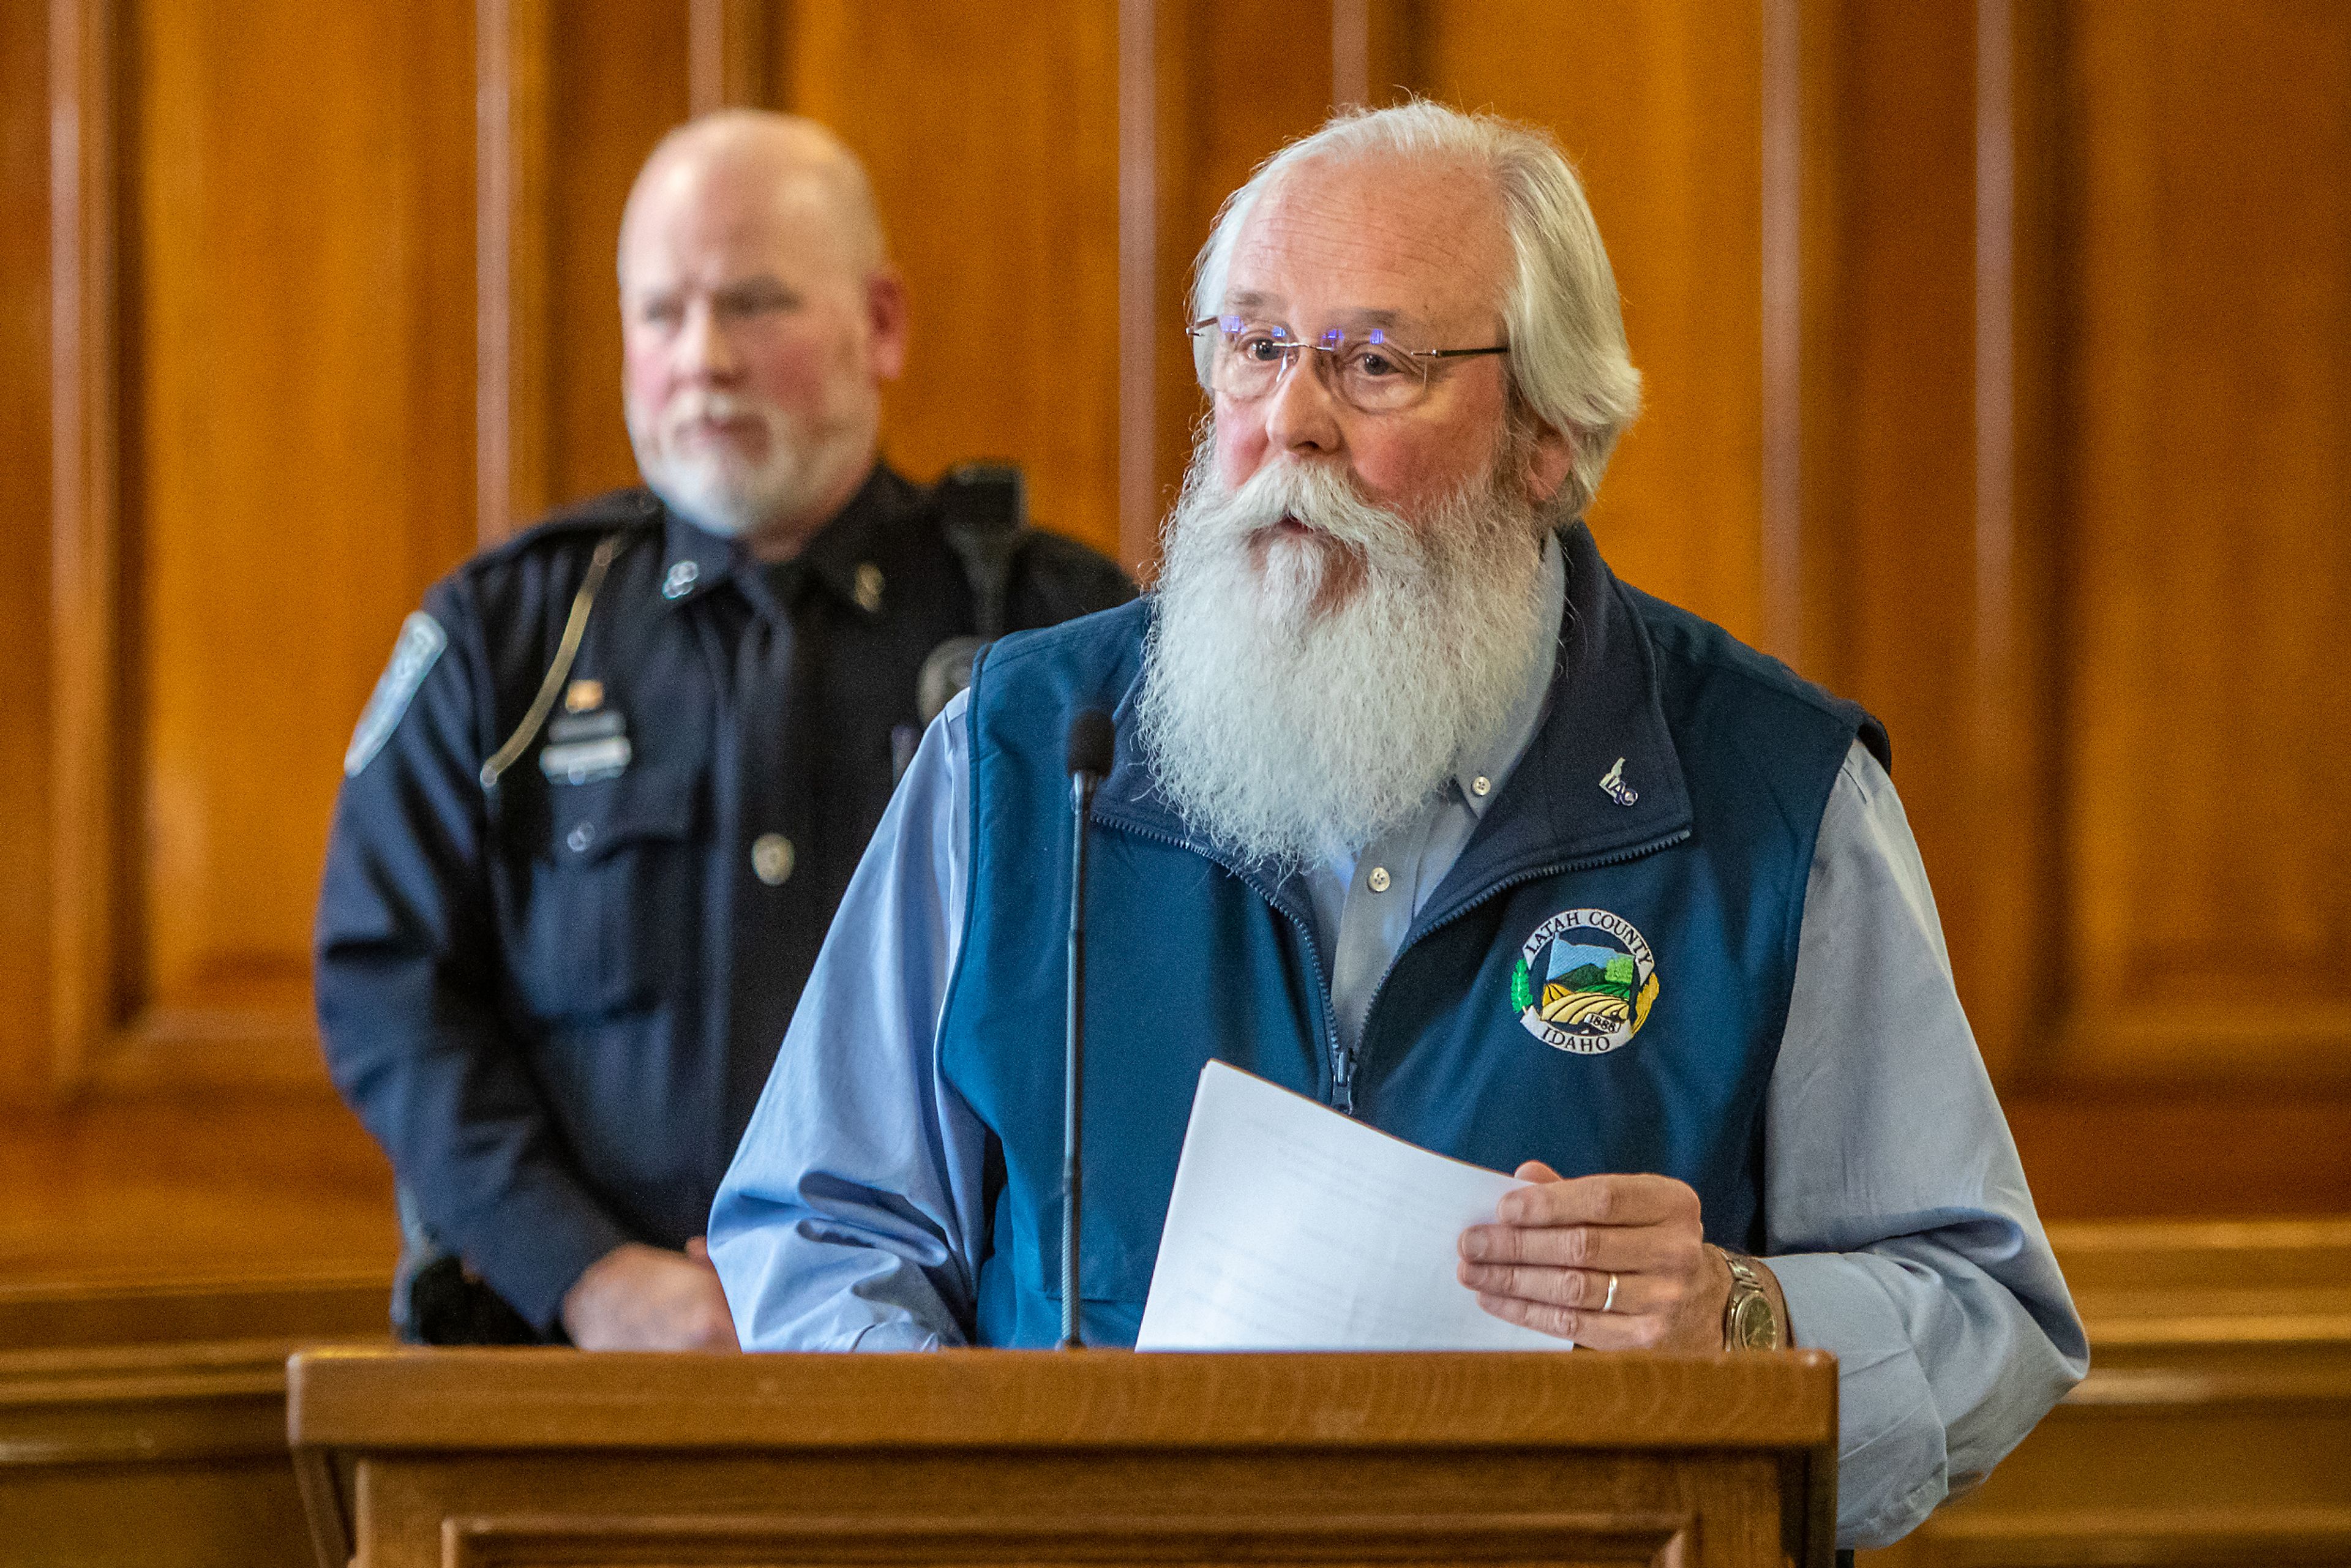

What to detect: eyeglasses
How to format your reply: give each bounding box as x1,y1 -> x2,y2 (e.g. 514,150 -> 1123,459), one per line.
1186,314 -> 1510,414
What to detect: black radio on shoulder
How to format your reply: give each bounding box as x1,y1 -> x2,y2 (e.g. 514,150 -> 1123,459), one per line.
917,460 -> 1031,728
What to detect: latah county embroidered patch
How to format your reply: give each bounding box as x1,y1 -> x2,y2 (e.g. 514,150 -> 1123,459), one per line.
1509,907 -> 1660,1056
344,612 -> 448,778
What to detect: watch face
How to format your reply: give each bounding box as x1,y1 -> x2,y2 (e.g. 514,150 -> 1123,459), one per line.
1731,1291 -> 1781,1350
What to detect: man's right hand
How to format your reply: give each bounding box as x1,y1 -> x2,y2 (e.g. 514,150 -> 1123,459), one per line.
559,1239 -> 740,1351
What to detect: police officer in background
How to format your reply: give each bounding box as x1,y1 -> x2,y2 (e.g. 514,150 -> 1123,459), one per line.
315,110 -> 1132,1349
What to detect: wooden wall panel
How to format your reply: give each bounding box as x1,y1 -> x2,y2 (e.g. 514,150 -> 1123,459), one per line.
546,0 -> 689,511
1141,0 -> 1346,566
1417,1 -> 1769,647
785,1 -> 1125,560
0,2 -> 50,1106
477,0 -> 686,541
66,0 -> 478,1090
2058,0 -> 2351,1081
1800,2 -> 1988,1019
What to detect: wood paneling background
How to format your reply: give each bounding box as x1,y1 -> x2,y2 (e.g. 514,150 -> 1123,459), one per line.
42,0 -> 477,1101
1,0 -> 2347,1301
0,1 -> 54,1112
789,0 -> 1125,553
2060,1 -> 2351,1084
1422,1 -> 1773,645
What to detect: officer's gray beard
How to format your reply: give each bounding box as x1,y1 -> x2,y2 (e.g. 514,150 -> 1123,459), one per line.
1136,428 -> 1553,872
627,388 -> 812,540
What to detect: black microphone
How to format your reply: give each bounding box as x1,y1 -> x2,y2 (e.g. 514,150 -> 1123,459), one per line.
1060,708 -> 1116,1349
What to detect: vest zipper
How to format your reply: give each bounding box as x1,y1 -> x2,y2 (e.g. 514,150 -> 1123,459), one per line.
1097,819 -> 1348,1109
1347,827 -> 1694,1099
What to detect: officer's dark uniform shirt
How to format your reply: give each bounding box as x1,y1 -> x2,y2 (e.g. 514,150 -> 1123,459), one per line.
315,463 -> 1133,1337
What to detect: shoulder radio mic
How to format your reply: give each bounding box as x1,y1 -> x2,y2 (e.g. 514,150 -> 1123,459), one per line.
1060,708 -> 1116,1349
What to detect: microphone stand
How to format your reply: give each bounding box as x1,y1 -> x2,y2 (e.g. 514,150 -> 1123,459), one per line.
1061,757 -> 1101,1350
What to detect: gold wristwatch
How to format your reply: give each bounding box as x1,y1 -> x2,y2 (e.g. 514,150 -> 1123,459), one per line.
1717,1247 -> 1782,1351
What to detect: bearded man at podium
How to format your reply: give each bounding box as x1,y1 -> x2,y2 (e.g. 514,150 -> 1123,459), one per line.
708,102 -> 2088,1551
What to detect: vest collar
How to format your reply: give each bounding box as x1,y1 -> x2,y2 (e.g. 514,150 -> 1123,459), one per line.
1091,522 -> 1694,927
1407,520 -> 1692,935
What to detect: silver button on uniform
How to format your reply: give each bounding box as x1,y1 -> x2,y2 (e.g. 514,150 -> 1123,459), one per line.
751,832 -> 795,887
1368,866 -> 1391,893
662,560 -> 700,599
566,822 -> 594,853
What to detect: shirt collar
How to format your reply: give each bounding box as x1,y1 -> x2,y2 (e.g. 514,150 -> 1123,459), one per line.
1449,531 -> 1564,822
651,462 -> 909,617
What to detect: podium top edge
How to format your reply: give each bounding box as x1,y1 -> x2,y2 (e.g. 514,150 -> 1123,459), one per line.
285,1347 -> 1836,1452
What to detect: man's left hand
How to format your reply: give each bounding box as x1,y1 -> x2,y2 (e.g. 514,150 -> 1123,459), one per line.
1457,1163 -> 1731,1350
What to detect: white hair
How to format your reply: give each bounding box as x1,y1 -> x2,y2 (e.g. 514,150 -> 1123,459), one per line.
1189,100 -> 1641,522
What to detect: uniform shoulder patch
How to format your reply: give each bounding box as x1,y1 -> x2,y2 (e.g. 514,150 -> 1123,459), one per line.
345,612 -> 448,778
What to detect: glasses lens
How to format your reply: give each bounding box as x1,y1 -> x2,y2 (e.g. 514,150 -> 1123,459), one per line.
1210,321 -> 1287,399
1332,336 -> 1425,412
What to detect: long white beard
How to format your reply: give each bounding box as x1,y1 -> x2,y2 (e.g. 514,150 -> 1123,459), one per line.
1136,434 -> 1553,871
627,388 -> 812,539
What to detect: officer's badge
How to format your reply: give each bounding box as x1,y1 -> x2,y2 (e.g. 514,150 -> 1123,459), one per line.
1509,907 -> 1660,1056
345,612 -> 448,778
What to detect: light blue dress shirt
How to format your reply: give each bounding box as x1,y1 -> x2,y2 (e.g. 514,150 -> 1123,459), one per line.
709,547 -> 2089,1549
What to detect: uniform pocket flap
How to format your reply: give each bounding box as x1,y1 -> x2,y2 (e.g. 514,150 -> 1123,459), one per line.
547,761 -> 699,863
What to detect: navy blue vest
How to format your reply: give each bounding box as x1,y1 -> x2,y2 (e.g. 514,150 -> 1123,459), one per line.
939,523 -> 1888,1347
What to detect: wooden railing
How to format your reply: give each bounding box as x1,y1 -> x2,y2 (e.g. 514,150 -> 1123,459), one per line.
0,1272 -> 387,1568
1860,1218 -> 2351,1566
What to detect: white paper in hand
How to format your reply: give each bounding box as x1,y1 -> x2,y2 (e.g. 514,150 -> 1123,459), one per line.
1136,1060 -> 1572,1351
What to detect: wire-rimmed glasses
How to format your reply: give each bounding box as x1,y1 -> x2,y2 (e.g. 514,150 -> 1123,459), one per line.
1186,314 -> 1509,414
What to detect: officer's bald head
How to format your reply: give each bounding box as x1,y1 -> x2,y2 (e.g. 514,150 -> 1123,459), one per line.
618,111 -> 908,558
620,110 -> 888,287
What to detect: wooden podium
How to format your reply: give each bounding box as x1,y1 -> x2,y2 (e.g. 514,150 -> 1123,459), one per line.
287,1346 -> 1837,1568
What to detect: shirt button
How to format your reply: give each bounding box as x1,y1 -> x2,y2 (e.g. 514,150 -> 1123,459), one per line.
662,560 -> 700,599
1368,866 -> 1392,893
566,822 -> 594,854
1471,775 -> 1491,797
751,832 -> 796,887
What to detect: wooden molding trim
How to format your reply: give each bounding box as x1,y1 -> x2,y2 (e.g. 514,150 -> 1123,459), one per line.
688,0 -> 771,116
1908,1510 -> 2351,1567
1331,0 -> 1370,107
1962,0 -> 2065,1084
2046,1004 -> 2351,1084
477,0 -> 550,544
1115,0 -> 1158,576
441,1511 -> 1696,1568
0,1336 -> 376,1468
0,1270 -> 390,1353
78,1011 -> 329,1096
289,1347 -> 1838,1452
47,0 -> 116,1097
1757,0 -> 1804,668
